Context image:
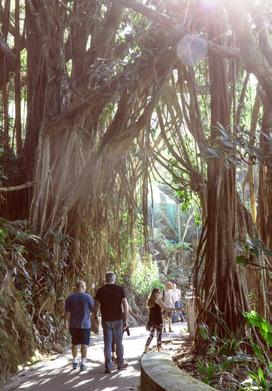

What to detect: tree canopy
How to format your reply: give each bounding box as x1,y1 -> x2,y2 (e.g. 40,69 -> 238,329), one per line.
0,0 -> 271,383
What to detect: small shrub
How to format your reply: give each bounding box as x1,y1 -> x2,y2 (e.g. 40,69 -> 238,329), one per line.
197,359 -> 218,384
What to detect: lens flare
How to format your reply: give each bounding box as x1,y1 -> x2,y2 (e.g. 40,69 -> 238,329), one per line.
176,34 -> 208,66
199,0 -> 220,9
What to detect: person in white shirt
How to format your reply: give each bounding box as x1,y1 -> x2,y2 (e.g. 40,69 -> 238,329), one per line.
162,281 -> 175,333
172,283 -> 181,303
172,283 -> 185,322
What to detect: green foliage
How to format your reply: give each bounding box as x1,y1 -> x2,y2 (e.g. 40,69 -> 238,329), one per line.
244,311 -> 272,347
241,312 -> 272,390
176,188 -> 192,212
193,209 -> 202,226
199,323 -> 244,358
130,256 -> 162,296
0,274 -> 35,381
166,240 -> 192,253
249,367 -> 270,390
197,359 -> 218,385
0,217 -> 73,381
202,119 -> 272,177
241,367 -> 272,391
196,315 -> 272,390
237,236 -> 272,261
175,188 -> 202,226
236,237 -> 272,294
20,48 -> 27,71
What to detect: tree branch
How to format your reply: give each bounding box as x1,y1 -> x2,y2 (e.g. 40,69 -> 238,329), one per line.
0,182 -> 36,192
120,0 -> 174,28
0,35 -> 17,86
122,0 -> 240,60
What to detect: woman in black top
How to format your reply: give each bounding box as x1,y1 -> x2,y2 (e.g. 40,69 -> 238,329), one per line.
144,288 -> 175,353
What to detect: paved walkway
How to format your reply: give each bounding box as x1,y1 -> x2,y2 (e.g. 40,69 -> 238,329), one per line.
3,323 -> 186,391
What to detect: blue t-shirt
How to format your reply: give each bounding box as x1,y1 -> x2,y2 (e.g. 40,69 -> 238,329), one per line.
65,292 -> 94,329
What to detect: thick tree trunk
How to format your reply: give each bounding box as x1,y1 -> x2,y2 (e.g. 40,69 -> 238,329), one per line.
197,16 -> 249,336
256,98 -> 272,320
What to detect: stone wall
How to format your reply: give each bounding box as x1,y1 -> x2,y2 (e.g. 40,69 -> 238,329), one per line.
141,352 -> 216,391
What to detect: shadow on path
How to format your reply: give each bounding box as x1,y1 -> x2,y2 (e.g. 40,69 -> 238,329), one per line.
3,323 -> 187,391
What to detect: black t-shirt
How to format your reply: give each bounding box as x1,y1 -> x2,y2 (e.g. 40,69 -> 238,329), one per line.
95,284 -> 126,321
149,303 -> 163,325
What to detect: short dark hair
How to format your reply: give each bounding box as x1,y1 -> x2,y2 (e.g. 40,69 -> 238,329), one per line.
105,271 -> 116,283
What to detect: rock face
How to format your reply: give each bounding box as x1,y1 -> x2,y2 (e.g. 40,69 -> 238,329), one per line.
0,272 -> 35,383
52,343 -> 64,354
141,352 -> 216,391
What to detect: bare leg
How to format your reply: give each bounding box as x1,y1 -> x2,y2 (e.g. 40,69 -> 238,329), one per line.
169,317 -> 173,332
163,317 -> 166,333
79,345 -> 88,370
71,345 -> 79,369
72,345 -> 78,360
81,344 -> 87,359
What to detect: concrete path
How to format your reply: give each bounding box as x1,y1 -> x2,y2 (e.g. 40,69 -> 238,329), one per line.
3,323 -> 186,391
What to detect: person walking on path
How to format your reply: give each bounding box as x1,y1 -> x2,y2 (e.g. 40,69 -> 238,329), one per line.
162,281 -> 175,332
93,271 -> 129,374
172,283 -> 185,322
144,288 -> 175,354
111,303 -> 131,361
64,280 -> 94,371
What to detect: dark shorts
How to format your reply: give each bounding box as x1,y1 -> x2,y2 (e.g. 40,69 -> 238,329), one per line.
70,328 -> 90,345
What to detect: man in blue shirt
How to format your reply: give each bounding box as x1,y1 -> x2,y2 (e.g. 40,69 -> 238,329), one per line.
65,280 -> 94,371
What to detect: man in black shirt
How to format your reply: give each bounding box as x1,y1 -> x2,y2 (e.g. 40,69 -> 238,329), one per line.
94,271 -> 129,373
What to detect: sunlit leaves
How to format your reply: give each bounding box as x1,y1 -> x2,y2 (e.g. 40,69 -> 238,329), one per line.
244,311 -> 272,347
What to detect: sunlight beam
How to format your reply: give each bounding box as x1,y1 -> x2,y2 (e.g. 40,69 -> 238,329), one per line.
199,0 -> 220,9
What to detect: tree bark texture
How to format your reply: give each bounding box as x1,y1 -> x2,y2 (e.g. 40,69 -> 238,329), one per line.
198,14 -> 249,335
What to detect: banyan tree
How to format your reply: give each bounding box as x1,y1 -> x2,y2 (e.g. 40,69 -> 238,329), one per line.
0,0 -> 271,348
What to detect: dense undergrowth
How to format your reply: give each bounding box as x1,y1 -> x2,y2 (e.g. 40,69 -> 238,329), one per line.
0,218 -> 72,382
175,312 -> 272,390
0,271 -> 34,379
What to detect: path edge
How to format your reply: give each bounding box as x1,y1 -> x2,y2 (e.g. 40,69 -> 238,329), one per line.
140,352 -> 216,391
